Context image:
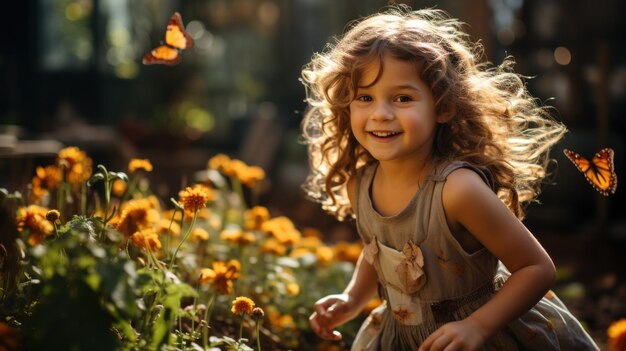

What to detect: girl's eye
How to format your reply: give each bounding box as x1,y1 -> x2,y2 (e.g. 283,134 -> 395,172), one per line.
395,95 -> 413,103
356,95 -> 372,102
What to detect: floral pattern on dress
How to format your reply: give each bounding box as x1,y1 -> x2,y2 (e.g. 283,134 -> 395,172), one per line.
396,240 -> 426,293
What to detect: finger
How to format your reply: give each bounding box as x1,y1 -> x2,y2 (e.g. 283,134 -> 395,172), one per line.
314,299 -> 338,315
430,334 -> 453,351
420,329 -> 441,350
443,341 -> 460,351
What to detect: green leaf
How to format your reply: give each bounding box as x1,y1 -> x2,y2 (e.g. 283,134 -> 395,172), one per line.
88,173 -> 105,186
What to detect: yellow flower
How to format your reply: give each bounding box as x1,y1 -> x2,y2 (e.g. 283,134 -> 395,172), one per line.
267,311 -> 296,330
315,246 -> 334,266
199,260 -> 241,294
16,205 -> 54,246
238,165 -> 265,187
131,229 -> 162,250
609,318 -> 626,351
156,218 -> 181,236
333,241 -> 363,264
35,165 -> 62,189
178,184 -> 214,212
244,206 -> 270,230
261,238 -> 286,256
286,283 -> 300,296
57,146 -> 92,185
261,216 -> 301,246
190,228 -> 209,241
220,228 -> 256,245
112,179 -> 127,197
207,153 -> 231,171
128,158 -> 153,173
231,296 -> 255,315
296,236 -> 323,249
222,159 -> 247,178
115,198 -> 160,236
289,247 -> 312,259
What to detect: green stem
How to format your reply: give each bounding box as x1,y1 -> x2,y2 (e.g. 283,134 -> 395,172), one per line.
80,181 -> 87,215
256,320 -> 262,351
169,210 -> 197,270
239,315 -> 244,340
165,208 -> 179,260
202,294 -> 216,349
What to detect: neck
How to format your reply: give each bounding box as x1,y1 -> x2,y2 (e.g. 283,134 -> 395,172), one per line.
376,155 -> 433,186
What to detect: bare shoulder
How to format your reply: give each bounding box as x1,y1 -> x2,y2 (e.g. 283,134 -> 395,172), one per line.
442,167 -> 499,221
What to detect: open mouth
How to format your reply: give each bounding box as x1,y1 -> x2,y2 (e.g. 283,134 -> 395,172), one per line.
369,131 -> 401,138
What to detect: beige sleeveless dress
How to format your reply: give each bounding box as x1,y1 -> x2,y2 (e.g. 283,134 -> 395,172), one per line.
350,161 -> 599,350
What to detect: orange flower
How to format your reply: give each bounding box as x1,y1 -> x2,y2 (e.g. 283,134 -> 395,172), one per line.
128,158 -> 153,173
286,283 -> 300,296
115,198 -> 160,236
609,319 -> 626,351
261,238 -> 286,256
231,296 -> 255,315
315,246 -> 334,266
179,184 -> 214,212
131,229 -> 162,251
112,179 -> 127,197
57,146 -> 92,185
156,219 -> 181,236
34,165 -> 62,189
199,260 -> 241,294
238,165 -> 265,187
220,228 -> 256,245
16,205 -> 54,245
207,153 -> 231,171
261,216 -> 301,246
244,206 -> 270,230
333,241 -> 363,264
267,311 -> 296,330
190,228 -> 209,241
222,159 -> 247,178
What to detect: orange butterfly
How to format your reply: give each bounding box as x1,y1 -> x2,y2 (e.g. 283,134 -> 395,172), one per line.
142,12 -> 193,66
563,148 -> 618,196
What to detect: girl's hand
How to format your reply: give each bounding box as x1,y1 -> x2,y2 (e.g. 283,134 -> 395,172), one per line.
418,317 -> 488,351
309,293 -> 355,340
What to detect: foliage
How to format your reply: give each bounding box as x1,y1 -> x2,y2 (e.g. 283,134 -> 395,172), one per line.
0,148 -> 368,350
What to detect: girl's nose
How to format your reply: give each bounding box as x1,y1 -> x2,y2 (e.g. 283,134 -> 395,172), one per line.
371,102 -> 394,121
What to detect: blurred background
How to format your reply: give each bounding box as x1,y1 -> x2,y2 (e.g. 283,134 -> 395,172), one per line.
1,0 -> 625,347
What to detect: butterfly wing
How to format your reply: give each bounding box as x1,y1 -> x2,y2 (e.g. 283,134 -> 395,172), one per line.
563,148 -> 618,196
142,45 -> 182,65
165,12 -> 193,50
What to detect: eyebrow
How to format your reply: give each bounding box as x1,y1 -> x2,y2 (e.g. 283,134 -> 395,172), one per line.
356,84 -> 422,92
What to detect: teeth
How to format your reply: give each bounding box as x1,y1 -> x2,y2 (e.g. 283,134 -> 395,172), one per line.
371,131 -> 399,137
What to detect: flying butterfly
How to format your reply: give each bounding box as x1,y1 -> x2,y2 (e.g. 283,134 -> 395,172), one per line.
563,148 -> 618,196
142,12 -> 193,65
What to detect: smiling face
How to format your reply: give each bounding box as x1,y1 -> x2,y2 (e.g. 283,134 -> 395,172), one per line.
349,54 -> 444,166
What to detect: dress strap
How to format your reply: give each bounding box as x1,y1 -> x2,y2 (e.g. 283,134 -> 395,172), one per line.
428,160 -> 494,190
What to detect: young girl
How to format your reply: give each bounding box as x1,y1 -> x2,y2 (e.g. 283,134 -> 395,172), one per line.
301,6 -> 599,351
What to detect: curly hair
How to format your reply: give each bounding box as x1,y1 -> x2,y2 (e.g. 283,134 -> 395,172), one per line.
300,6 -> 566,221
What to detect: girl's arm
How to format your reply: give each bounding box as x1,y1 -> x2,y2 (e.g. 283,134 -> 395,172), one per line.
310,251 -> 379,340
421,168 -> 555,350
310,176 -> 380,340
